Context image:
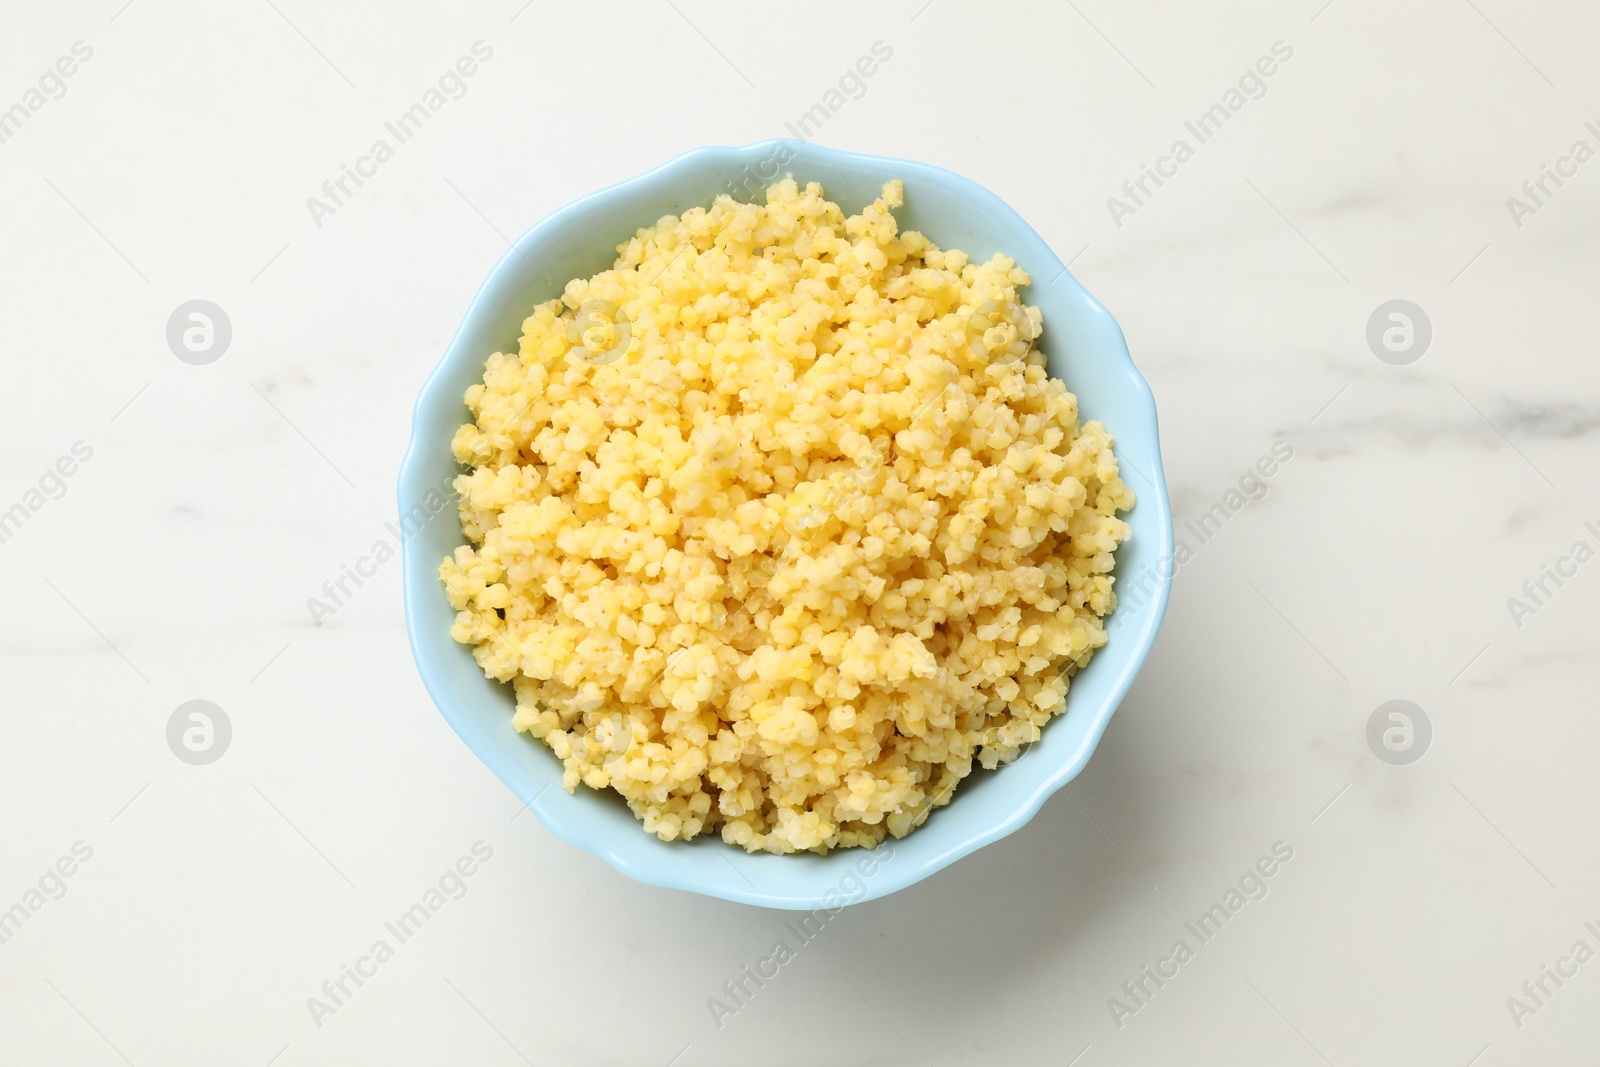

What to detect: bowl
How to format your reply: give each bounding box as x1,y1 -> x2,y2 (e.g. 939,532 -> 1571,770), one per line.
399,139 -> 1173,909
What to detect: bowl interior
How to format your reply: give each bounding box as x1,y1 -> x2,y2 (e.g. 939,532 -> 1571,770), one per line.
400,140 -> 1172,909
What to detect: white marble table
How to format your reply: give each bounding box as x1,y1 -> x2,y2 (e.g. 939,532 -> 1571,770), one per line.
3,1 -> 1596,1064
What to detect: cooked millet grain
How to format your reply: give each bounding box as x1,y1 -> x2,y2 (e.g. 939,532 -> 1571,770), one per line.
440,177 -> 1132,854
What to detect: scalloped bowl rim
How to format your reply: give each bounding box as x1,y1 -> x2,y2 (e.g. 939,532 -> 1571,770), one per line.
400,140 -> 1173,909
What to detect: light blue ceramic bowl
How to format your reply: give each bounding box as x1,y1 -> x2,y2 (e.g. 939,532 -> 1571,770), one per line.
400,140 -> 1173,910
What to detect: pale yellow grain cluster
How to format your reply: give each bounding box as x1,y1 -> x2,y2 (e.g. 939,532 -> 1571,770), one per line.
440,178 -> 1132,854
